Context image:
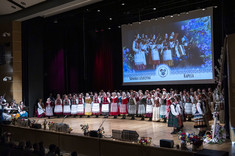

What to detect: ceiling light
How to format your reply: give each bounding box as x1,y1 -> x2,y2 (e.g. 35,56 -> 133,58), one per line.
11,6 -> 17,9
20,2 -> 26,5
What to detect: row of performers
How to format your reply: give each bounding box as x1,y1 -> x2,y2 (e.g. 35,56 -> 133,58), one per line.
37,91 -> 211,132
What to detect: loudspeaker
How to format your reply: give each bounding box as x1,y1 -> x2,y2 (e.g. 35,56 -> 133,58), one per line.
89,130 -> 98,137
32,124 -> 41,129
122,130 -> 139,142
160,139 -> 174,148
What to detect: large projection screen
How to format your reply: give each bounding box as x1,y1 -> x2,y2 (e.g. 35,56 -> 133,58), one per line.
122,7 -> 214,85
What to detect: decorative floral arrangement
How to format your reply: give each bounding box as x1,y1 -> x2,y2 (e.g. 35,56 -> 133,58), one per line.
203,124 -> 226,144
48,121 -> 54,130
138,137 -> 152,146
98,127 -> 105,135
80,124 -> 89,135
178,132 -> 189,142
68,127 -> 73,134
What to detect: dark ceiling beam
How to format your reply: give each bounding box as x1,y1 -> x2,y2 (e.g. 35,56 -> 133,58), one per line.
0,0 -> 76,24
8,0 -> 25,9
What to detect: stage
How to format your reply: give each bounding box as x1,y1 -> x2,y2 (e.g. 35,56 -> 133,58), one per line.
29,116 -> 233,155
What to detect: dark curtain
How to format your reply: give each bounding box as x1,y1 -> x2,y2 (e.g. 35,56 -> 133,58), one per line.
93,33 -> 114,91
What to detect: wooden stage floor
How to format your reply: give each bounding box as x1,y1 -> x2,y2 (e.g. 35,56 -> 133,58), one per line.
31,116 -> 234,155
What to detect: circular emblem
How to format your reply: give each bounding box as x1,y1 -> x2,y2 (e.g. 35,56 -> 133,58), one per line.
156,64 -> 169,78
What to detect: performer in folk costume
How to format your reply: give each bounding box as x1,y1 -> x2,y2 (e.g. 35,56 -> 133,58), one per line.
194,95 -> 207,136
84,93 -> 92,117
184,92 -> 193,121
92,93 -> 101,118
146,93 -> 154,121
110,92 -> 119,119
120,92 -> 128,119
138,93 -> 146,120
191,91 -> 197,117
37,98 -> 45,118
160,93 -> 167,123
166,93 -> 172,118
71,95 -> 79,117
18,101 -> 28,118
128,93 -> 137,120
117,92 -> 122,111
45,98 -> 53,119
102,93 -> 110,118
63,95 -> 71,116
77,94 -> 85,117
168,97 -> 180,134
152,93 -> 161,122
176,95 -> 184,129
162,33 -> 173,66
54,94 -> 63,117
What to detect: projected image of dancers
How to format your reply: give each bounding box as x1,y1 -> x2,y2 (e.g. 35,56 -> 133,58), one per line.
122,15 -> 213,83
131,32 -> 190,70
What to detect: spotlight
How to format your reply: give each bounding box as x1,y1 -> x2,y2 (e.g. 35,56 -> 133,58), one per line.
170,15 -> 173,18
108,27 -> 111,30
202,8 -> 206,11
118,26 -> 121,28
186,12 -> 189,14
162,17 -> 165,19
153,8 -> 156,10
109,17 -> 112,20
214,6 -> 218,8
155,18 -> 158,21
97,9 -> 100,12
121,3 -> 125,6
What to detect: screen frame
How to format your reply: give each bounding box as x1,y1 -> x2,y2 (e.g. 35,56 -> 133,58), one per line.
122,7 -> 215,86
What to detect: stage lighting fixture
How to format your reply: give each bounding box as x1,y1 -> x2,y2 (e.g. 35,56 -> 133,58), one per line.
97,9 -> 100,12
202,8 -> 206,11
153,8 -> 156,10
109,17 -> 112,20
108,27 -> 111,30
170,15 -> 173,18
122,3 -> 125,6
214,6 -> 218,8
118,26 -> 121,28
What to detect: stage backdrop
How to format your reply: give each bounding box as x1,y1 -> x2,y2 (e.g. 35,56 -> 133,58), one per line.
122,7 -> 214,85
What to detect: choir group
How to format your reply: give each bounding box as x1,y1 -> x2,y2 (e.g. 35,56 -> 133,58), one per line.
37,88 -> 217,135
